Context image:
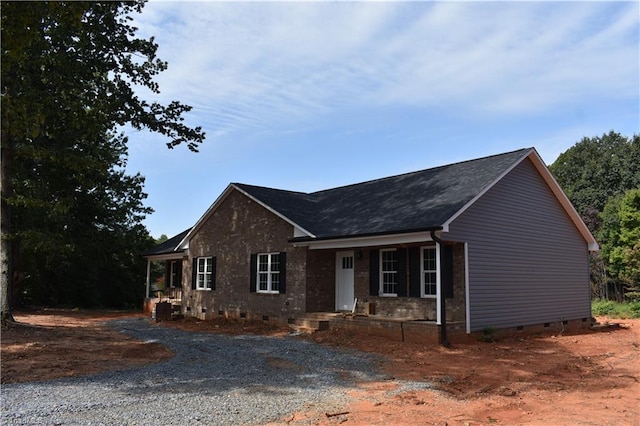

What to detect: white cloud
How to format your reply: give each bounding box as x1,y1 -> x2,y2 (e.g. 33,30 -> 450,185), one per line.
133,1 -> 639,140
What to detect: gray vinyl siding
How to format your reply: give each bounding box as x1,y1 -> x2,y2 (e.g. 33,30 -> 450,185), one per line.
446,158 -> 591,332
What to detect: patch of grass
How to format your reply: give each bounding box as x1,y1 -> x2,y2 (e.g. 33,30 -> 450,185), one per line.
592,300 -> 640,319
479,326 -> 496,342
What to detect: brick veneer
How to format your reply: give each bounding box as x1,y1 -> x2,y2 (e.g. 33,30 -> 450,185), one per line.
347,244 -> 467,323
182,189 -> 307,321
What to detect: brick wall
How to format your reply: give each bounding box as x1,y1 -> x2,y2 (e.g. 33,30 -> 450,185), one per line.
348,244 -> 467,322
182,189 -> 307,322
305,250 -> 335,312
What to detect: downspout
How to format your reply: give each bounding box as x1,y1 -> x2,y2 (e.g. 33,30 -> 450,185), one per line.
430,230 -> 450,347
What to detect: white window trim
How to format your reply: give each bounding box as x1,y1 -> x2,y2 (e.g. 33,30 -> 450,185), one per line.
420,245 -> 439,298
196,257 -> 213,290
257,252 -> 280,294
379,248 -> 398,297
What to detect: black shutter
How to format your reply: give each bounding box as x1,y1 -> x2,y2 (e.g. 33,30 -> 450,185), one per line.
250,254 -> 257,293
409,247 -> 421,297
442,245 -> 454,299
191,258 -> 197,290
397,248 -> 407,297
278,252 -> 286,294
210,257 -> 216,290
369,249 -> 379,296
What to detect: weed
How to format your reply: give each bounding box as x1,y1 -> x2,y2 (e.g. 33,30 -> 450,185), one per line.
479,326 -> 496,342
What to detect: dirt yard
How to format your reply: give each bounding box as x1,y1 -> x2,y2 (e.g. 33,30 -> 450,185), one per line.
2,310 -> 639,425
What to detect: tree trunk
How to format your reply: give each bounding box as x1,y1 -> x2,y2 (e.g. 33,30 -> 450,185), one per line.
1,132 -> 15,324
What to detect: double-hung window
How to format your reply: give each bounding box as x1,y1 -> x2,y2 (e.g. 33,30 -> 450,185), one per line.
422,246 -> 438,297
380,249 -> 398,296
196,257 -> 213,290
257,253 -> 280,293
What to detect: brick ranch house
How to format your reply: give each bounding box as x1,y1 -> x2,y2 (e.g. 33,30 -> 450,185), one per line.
143,148 -> 598,342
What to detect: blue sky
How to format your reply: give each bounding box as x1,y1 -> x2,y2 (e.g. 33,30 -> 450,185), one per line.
126,1 -> 640,239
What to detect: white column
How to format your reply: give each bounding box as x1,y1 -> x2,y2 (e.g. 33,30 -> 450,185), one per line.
145,260 -> 151,298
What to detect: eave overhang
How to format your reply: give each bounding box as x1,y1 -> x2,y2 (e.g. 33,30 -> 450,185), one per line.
232,184 -> 316,239
442,148 -> 599,252
142,251 -> 187,261
177,183 -> 316,250
526,149 -> 599,251
290,227 -> 443,250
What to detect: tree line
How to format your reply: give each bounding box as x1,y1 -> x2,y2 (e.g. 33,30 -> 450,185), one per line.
549,131 -> 640,301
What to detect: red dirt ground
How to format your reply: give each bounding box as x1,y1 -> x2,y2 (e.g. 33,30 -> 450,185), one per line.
1,310 -> 173,384
2,310 -> 639,425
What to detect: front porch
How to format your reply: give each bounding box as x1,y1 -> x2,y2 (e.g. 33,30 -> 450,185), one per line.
289,312 -> 466,344
143,286 -> 183,321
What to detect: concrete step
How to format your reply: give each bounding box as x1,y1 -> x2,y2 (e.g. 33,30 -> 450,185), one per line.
288,317 -> 330,333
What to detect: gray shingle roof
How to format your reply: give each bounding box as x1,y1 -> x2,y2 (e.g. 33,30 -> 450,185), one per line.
235,148 -> 531,240
142,228 -> 191,257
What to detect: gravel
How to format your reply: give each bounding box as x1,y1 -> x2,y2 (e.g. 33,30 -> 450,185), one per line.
1,317 -> 389,425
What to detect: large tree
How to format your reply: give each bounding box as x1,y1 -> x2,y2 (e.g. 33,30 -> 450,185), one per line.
549,132 -> 640,300
549,131 -> 640,235
1,1 -> 205,320
599,188 -> 640,300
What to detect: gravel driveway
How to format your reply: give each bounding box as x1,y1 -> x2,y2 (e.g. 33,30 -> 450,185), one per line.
1,317 -> 386,425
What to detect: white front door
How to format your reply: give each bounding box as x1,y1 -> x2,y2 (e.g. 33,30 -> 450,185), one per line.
335,251 -> 355,311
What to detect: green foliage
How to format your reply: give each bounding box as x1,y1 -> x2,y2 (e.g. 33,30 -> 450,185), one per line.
549,131 -> 640,235
479,326 -> 497,342
1,2 -> 205,309
550,132 -> 640,301
600,189 -> 640,294
592,300 -> 640,319
591,299 -> 616,316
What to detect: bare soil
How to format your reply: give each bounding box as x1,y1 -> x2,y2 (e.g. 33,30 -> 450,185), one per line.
1,310 -> 173,384
2,310 -> 639,425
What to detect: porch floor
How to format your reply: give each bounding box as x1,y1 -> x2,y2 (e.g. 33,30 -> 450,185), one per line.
290,312 -> 465,343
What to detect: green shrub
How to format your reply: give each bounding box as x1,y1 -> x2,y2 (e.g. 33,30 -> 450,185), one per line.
592,300 -> 616,316
592,300 -> 640,319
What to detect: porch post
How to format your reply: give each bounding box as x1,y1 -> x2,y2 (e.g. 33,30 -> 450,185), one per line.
145,259 -> 151,298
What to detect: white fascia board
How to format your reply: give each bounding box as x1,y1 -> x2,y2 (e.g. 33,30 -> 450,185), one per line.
442,149 -> 533,233
526,149 -> 599,251
231,184 -> 316,239
176,184 -> 316,251
295,231 -> 435,250
441,148 -> 599,251
176,184 -> 236,250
